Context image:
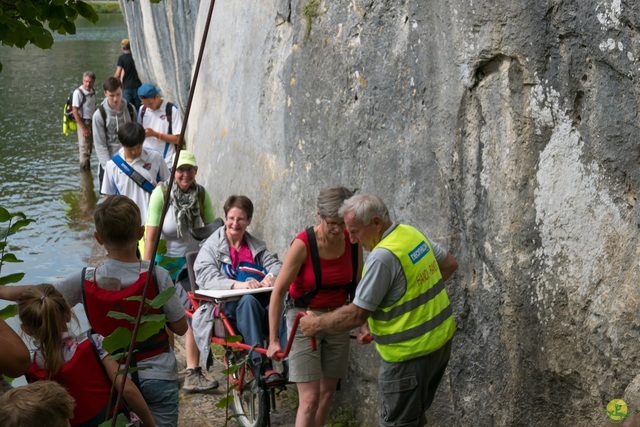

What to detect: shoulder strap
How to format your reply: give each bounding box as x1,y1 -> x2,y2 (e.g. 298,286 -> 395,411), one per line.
165,102 -> 174,135
86,331 -> 134,416
140,106 -> 147,124
293,227 -> 323,308
99,105 -> 108,136
126,102 -> 136,122
76,87 -> 94,110
78,88 -> 86,109
197,184 -> 206,221
112,154 -> 155,193
347,243 -> 358,301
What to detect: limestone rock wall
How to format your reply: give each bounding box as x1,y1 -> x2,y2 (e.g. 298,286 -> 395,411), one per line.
120,0 -> 199,108
123,0 -> 640,425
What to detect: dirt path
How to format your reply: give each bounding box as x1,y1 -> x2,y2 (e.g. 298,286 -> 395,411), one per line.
174,335 -> 297,426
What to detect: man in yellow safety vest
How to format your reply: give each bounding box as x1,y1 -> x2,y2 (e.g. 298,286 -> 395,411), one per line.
300,193 -> 458,426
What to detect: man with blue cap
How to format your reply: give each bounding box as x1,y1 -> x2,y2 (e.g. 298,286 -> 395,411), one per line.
137,83 -> 183,168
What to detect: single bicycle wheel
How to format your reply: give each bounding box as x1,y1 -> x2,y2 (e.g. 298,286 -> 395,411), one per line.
225,351 -> 269,427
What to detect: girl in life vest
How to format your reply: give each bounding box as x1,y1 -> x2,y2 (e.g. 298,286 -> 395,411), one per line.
17,284 -> 157,427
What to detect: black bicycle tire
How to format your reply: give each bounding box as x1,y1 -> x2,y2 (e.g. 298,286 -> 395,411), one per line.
226,352 -> 269,427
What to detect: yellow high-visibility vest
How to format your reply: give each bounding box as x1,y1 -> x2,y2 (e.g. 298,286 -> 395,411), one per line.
367,224 -> 455,362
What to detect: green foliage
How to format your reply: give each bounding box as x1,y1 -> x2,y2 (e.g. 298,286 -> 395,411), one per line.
88,2 -> 120,14
302,0 -> 322,42
0,0 -> 99,72
0,304 -> 18,319
0,206 -> 34,319
326,407 -> 359,427
125,286 -> 176,309
101,287 -> 174,355
97,412 -> 128,427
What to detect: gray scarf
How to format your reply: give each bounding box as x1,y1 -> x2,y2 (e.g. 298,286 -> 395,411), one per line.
171,182 -> 201,238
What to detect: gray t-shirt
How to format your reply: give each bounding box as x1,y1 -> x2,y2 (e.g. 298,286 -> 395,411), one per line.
353,223 -> 447,313
55,259 -> 185,381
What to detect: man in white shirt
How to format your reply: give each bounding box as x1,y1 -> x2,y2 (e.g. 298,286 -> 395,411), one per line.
100,122 -> 169,225
71,71 -> 96,170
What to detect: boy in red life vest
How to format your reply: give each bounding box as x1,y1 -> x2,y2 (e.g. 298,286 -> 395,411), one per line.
0,196 -> 188,427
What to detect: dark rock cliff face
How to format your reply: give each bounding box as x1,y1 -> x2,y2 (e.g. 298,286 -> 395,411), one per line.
122,0 -> 640,425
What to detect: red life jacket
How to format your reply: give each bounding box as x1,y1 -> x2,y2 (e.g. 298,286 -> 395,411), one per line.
26,332 -> 124,427
81,268 -> 170,363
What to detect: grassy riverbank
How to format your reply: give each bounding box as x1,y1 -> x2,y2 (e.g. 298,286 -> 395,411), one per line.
88,1 -> 121,14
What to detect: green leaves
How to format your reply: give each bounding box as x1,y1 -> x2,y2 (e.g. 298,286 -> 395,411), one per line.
102,327 -> 133,354
125,286 -> 176,309
0,207 -> 34,325
0,207 -> 15,222
103,286 -> 174,357
0,272 -> 25,286
15,1 -> 39,21
98,413 -> 128,427
0,0 -> 100,70
0,304 -> 18,320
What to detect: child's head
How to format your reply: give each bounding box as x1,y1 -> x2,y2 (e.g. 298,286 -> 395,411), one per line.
17,284 -> 77,376
117,122 -> 145,149
0,380 -> 75,427
94,195 -> 143,247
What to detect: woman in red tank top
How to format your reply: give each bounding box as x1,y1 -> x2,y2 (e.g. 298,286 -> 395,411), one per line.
267,187 -> 363,427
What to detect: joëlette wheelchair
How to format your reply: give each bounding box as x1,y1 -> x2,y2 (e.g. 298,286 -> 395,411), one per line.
182,247 -> 314,427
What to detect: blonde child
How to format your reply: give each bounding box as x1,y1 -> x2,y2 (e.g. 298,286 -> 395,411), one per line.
17,284 -> 157,427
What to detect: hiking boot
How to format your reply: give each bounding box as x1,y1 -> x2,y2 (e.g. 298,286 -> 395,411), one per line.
183,367 -> 219,393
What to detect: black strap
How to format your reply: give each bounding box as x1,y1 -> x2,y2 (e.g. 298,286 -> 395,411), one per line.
126,102 -> 136,121
292,227 -> 323,308
85,330 -> 134,416
77,87 -> 94,110
100,102 -> 135,137
293,227 -> 357,308
166,102 -> 174,135
347,241 -> 359,302
140,102 -> 174,134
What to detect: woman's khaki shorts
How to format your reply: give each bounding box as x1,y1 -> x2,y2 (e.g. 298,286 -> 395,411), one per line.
286,307 -> 350,383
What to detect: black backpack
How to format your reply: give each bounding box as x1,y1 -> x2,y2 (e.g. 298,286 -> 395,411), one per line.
140,102 -> 174,134
98,102 -> 137,134
64,87 -> 94,122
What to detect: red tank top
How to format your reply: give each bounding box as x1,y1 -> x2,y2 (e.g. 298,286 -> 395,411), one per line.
26,334 -> 124,426
289,229 -> 353,308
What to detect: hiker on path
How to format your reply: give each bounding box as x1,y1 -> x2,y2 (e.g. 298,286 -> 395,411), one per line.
267,187 -> 363,427
92,77 -> 137,190
71,71 -> 96,170
144,150 -> 219,393
101,122 -> 169,225
114,38 -> 142,111
299,193 -> 458,427
137,84 -> 183,168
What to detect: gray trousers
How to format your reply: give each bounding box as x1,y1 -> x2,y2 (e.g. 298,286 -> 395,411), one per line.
378,339 -> 452,427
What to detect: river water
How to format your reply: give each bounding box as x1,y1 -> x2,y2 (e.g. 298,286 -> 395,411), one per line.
0,15 -> 128,349
0,14 -> 127,288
